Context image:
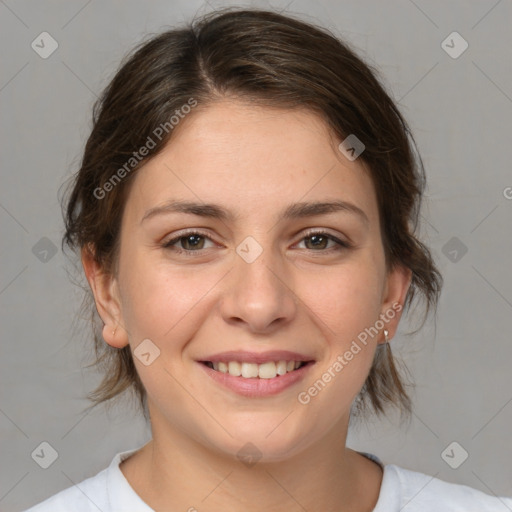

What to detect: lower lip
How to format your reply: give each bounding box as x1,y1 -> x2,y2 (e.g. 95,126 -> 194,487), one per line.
197,362 -> 314,397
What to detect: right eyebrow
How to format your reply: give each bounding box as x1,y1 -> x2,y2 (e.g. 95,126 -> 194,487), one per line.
140,200 -> 234,225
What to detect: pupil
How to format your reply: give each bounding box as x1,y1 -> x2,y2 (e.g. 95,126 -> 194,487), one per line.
308,235 -> 326,249
184,235 -> 203,249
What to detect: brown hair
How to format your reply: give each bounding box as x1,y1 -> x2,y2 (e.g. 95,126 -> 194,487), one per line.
62,8 -> 442,420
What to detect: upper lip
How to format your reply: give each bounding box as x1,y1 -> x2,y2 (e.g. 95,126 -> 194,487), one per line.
198,350 -> 315,364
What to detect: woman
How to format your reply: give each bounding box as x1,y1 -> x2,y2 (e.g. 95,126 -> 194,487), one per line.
26,8 -> 511,511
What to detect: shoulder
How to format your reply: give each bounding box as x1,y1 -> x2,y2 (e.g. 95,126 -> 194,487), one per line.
379,464 -> 512,511
23,467 -> 109,512
23,447 -> 151,512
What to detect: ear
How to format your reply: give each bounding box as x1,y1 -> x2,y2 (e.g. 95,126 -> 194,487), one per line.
81,244 -> 129,349
378,264 -> 412,344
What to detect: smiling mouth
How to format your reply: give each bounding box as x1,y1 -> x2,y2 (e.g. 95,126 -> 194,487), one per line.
200,360 -> 312,379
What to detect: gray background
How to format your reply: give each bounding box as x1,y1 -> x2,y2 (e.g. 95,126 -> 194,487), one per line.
1,0 -> 511,510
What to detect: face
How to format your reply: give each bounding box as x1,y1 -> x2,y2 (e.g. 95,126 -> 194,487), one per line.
85,100 -> 410,461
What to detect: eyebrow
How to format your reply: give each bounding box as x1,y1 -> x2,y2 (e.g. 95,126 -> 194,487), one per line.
140,199 -> 369,226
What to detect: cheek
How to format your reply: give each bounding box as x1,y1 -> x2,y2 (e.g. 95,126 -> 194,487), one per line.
117,259 -> 218,404
297,255 -> 384,404
302,257 -> 385,342
118,253 -> 220,348
293,263 -> 383,425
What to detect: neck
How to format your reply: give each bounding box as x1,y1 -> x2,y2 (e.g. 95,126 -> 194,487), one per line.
120,415 -> 383,512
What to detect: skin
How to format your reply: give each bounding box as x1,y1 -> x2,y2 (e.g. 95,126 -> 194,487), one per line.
83,99 -> 411,512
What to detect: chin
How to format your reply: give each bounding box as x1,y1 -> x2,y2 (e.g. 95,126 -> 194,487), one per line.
203,416 -> 316,465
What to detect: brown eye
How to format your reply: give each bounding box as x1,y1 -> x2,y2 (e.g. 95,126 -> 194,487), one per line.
304,234 -> 330,250
162,232 -> 215,253
178,234 -> 206,250
298,231 -> 350,251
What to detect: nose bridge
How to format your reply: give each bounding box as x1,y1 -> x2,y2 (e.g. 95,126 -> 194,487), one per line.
221,237 -> 297,332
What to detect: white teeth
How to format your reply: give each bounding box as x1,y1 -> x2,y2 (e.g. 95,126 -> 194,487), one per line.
258,362 -> 277,379
228,361 -> 241,377
209,360 -> 306,378
241,362 -> 259,378
276,360 -> 287,376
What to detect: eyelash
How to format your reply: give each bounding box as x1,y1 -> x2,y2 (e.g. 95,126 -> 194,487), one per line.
161,229 -> 351,256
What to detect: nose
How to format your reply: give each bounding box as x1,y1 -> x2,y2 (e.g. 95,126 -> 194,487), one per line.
219,246 -> 298,334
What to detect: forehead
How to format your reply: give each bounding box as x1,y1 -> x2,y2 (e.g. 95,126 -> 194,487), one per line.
123,100 -> 379,228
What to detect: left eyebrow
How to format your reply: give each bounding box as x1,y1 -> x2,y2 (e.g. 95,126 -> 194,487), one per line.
140,199 -> 369,226
281,200 -> 369,226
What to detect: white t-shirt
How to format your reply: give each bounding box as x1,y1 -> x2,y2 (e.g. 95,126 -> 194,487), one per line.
24,448 -> 512,511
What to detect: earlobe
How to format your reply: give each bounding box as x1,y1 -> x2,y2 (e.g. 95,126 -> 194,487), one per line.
102,322 -> 129,349
81,245 -> 129,349
379,265 -> 412,342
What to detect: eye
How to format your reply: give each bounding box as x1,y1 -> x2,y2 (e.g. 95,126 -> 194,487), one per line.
161,229 -> 351,256
296,230 -> 351,251
162,230 -> 216,253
